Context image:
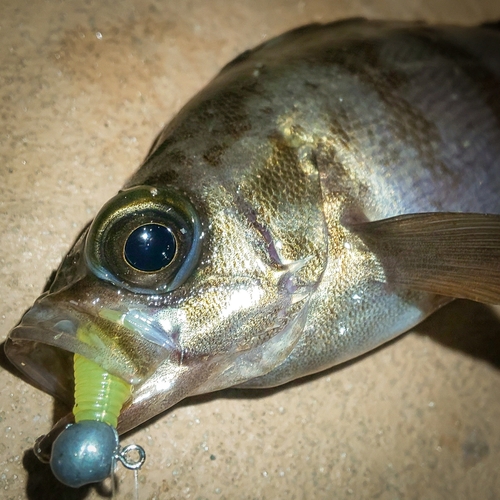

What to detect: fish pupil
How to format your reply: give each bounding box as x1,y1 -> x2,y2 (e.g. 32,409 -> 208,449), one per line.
124,223 -> 176,272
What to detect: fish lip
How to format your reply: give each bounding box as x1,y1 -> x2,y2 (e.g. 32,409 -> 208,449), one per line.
5,298 -> 175,404
8,301 -> 110,371
6,300 -> 190,447
10,301 -> 89,355
6,300 -> 91,405
5,325 -> 75,405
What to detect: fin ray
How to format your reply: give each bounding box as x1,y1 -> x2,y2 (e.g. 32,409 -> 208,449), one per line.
350,213 -> 500,304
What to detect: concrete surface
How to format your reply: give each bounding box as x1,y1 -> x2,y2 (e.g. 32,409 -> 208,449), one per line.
1,1 -> 500,499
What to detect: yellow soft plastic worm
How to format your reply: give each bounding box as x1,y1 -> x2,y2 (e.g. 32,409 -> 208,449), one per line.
73,353 -> 131,427
49,326 -> 144,487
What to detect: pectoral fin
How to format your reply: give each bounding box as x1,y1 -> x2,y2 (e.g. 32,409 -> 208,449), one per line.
349,213 -> 500,304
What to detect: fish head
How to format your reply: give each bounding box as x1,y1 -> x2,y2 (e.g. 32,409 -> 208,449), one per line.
6,146 -> 328,432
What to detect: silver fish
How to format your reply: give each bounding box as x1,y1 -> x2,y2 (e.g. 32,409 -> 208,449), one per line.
5,18 -> 500,486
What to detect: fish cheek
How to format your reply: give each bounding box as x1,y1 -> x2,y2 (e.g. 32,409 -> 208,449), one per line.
173,276 -> 284,356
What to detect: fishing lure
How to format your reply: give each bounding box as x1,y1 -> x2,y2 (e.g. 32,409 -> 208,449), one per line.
5,19 -> 500,487
49,326 -> 145,487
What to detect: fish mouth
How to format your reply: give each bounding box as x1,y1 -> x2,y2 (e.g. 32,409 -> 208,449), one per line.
5,296 -> 173,407
6,294 -> 203,458
6,275 -> 314,438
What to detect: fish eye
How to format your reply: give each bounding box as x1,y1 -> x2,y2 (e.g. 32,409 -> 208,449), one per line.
124,223 -> 177,272
85,186 -> 202,294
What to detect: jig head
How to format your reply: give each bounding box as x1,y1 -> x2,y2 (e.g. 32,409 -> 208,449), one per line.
42,352 -> 146,487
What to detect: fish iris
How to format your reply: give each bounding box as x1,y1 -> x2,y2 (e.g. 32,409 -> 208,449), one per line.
124,223 -> 176,272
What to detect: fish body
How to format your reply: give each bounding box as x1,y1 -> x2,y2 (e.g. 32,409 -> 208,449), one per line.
6,19 -> 500,439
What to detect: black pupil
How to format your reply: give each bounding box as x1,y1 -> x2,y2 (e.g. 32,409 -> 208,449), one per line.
124,224 -> 176,272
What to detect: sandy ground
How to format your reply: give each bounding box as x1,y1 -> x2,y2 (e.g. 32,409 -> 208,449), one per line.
1,1 -> 500,499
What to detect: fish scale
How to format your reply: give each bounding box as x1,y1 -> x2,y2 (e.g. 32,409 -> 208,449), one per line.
5,18 -> 500,486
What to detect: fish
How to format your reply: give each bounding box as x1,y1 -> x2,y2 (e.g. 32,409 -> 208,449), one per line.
5,18 -> 500,486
